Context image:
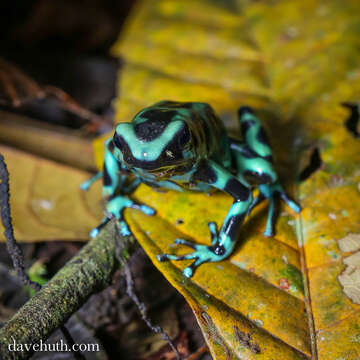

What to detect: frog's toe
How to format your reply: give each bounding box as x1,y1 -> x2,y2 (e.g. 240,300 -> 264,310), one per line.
89,217 -> 111,238
157,241 -> 228,277
156,251 -> 206,278
183,266 -> 194,278
280,193 -> 301,213
89,227 -> 100,238
208,222 -> 219,244
80,181 -> 91,191
140,204 -> 156,215
80,171 -> 102,192
263,227 -> 274,237
183,257 -> 209,278
157,252 -> 196,262
131,203 -> 156,216
174,238 -> 198,249
118,220 -> 132,237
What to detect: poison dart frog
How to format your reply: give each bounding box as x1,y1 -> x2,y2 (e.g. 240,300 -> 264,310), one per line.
81,101 -> 300,278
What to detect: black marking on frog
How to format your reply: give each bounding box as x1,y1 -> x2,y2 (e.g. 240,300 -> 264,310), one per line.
193,160 -> 218,184
134,109 -> 178,142
224,178 -> 250,201
223,213 -> 246,240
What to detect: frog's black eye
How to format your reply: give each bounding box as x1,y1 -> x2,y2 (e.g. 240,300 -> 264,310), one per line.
113,133 -> 124,151
178,125 -> 190,147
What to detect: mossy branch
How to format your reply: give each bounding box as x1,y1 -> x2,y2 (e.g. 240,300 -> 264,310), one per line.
0,220 -> 133,360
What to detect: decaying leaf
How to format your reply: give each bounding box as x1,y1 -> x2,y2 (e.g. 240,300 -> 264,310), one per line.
338,252 -> 360,305
338,233 -> 360,253
337,234 -> 360,305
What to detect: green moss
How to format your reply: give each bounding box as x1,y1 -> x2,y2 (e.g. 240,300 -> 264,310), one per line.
27,261 -> 48,297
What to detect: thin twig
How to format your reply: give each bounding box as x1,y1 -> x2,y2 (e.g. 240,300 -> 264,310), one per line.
123,263 -> 182,360
44,85 -> 113,132
114,227 -> 181,360
0,154 -> 40,291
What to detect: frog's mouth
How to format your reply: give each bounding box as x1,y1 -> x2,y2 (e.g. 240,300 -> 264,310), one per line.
146,161 -> 194,179
147,166 -> 177,179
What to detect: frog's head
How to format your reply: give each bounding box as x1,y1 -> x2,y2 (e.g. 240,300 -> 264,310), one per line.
112,108 -> 196,179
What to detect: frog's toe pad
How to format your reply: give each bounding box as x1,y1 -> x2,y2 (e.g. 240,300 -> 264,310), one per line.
263,229 -> 274,237
183,266 -> 194,278
290,201 -> 301,213
89,217 -> 111,238
80,182 -> 90,192
89,228 -> 100,238
277,190 -> 301,213
139,204 -> 156,216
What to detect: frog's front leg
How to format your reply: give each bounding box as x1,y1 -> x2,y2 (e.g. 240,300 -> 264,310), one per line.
157,160 -> 252,278
81,139 -> 155,238
98,191 -> 154,237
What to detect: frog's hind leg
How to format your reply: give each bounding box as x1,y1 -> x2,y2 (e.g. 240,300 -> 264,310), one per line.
237,106 -> 272,159
233,106 -> 301,236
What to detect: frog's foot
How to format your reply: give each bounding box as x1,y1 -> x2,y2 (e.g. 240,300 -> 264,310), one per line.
157,222 -> 228,278
89,195 -> 155,238
258,182 -> 301,237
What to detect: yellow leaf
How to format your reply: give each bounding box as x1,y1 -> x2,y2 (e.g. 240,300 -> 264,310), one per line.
96,0 -> 360,358
0,145 -> 102,242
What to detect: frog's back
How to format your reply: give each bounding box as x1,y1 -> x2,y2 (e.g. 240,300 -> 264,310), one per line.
133,100 -> 232,168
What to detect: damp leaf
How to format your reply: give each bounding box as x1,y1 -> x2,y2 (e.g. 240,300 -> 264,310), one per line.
92,0 -> 360,358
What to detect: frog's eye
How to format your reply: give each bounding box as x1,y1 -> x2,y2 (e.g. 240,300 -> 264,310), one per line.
113,133 -> 124,151
178,125 -> 190,147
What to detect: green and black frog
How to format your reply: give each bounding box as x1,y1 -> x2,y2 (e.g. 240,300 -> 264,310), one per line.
81,101 -> 300,278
